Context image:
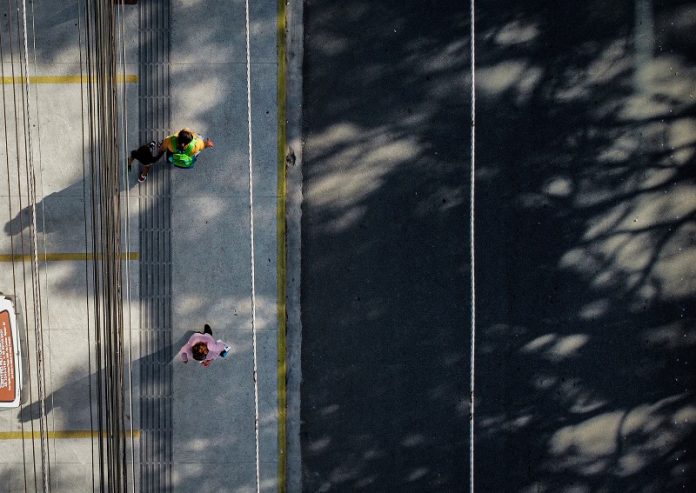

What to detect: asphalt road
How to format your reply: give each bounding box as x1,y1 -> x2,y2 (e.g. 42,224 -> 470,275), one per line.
473,1 -> 695,491
300,0 -> 695,491
300,0 -> 468,490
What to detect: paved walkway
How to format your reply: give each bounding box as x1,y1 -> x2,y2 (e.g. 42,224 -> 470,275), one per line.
167,0 -> 282,490
0,1 -> 284,491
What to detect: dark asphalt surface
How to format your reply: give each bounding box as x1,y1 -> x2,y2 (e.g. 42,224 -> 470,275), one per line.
301,0 -> 695,491
474,1 -> 695,491
301,0 -> 468,490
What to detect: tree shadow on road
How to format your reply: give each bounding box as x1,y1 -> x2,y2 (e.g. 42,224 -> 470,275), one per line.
474,1 -> 696,491
300,0 -> 695,491
301,0 -> 468,490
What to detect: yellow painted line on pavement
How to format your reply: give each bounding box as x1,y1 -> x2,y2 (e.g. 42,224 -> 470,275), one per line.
1,74 -> 138,84
277,0 -> 288,489
0,430 -> 141,439
0,252 -> 139,262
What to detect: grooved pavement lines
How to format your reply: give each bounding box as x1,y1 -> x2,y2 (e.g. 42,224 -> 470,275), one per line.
137,0 -> 173,491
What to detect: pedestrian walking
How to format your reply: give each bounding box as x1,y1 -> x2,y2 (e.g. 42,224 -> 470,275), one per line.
127,140 -> 163,171
138,128 -> 215,182
179,324 -> 231,367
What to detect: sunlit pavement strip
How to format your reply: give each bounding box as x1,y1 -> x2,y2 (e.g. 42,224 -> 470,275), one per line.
0,430 -> 141,439
0,74 -> 137,84
0,252 -> 139,261
0,1 -> 141,490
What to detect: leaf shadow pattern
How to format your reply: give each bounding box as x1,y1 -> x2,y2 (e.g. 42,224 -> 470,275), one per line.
475,0 -> 696,491
301,0 -> 469,490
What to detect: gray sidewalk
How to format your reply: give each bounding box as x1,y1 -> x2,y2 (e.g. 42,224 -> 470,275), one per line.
168,0 -> 281,491
0,0 -> 284,491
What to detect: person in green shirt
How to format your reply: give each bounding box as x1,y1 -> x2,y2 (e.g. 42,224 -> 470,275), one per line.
136,128 -> 215,183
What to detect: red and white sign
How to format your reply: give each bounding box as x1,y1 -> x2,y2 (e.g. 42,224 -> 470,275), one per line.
0,296 -> 21,408
0,310 -> 16,403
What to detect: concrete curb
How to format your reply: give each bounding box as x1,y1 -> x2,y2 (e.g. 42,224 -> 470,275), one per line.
284,0 -> 304,490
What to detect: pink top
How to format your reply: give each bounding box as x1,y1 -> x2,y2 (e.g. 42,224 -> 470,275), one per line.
179,333 -> 229,364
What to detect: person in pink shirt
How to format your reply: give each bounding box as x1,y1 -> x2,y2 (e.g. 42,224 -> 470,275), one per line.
179,324 -> 231,367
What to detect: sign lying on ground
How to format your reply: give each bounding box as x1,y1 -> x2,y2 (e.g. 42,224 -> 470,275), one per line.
0,294 -> 22,409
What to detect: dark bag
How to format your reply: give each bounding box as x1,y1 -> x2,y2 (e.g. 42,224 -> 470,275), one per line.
129,141 -> 163,167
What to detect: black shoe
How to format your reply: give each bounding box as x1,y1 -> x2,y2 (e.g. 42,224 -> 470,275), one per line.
204,324 -> 212,335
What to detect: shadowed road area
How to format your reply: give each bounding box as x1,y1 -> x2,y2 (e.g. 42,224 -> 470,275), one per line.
301,0 -> 695,491
475,1 -> 696,491
301,0 -> 468,490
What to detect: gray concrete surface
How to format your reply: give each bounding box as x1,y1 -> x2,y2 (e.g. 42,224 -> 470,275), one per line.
0,0 -> 283,491
168,0 -> 281,489
284,0 -> 304,489
1,1 -> 140,490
